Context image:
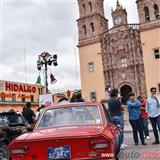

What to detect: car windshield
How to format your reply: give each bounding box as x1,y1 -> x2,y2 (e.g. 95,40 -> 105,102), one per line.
38,105 -> 102,129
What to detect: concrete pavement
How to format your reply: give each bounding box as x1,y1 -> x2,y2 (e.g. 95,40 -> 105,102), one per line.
119,132 -> 160,160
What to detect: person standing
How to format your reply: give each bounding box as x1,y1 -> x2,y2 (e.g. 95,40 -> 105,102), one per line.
22,102 -> 36,125
108,89 -> 127,149
137,96 -> 150,140
127,93 -> 147,146
146,87 -> 160,144
35,105 -> 45,121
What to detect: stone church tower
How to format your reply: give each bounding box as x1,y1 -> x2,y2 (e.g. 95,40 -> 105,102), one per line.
77,0 -> 147,103
77,0 -> 108,101
136,0 -> 160,95
77,0 -> 108,46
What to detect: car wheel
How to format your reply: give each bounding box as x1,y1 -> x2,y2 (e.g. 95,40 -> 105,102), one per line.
0,142 -> 10,160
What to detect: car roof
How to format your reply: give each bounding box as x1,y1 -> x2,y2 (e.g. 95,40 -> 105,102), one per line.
45,102 -> 102,110
0,112 -> 20,116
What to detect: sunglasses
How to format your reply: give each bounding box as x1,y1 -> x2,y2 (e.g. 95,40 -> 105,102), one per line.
151,90 -> 157,93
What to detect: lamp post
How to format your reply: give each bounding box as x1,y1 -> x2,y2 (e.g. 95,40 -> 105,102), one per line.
37,52 -> 58,93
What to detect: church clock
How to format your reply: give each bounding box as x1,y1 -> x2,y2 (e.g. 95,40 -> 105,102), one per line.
114,16 -> 122,25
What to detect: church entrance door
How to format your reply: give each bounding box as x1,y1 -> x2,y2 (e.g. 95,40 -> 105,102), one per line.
120,85 -> 132,105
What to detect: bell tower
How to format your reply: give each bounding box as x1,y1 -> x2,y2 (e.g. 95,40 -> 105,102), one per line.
136,0 -> 160,30
77,0 -> 108,46
136,0 -> 160,95
77,0 -> 108,101
112,0 -> 128,27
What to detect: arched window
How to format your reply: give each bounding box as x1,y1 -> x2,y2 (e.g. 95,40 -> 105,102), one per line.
83,25 -> 87,35
90,22 -> 94,33
82,4 -> 86,15
88,2 -> 92,12
154,4 -> 159,19
144,6 -> 150,20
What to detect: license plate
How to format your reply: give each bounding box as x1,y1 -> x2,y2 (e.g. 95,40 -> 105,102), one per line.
48,146 -> 71,160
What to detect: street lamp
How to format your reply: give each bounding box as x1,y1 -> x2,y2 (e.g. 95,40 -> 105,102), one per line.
37,52 -> 58,93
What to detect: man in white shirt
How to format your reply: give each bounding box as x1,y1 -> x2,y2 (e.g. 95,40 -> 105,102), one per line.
146,87 -> 160,144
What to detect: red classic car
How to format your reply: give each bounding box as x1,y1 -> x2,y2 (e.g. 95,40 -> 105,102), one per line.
9,102 -> 120,160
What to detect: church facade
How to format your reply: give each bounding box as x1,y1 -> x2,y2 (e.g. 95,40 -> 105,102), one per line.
77,0 -> 160,103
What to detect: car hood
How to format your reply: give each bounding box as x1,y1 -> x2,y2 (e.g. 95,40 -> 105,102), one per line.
16,125 -> 104,141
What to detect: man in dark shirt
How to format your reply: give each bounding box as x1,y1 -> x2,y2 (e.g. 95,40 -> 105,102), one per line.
108,89 -> 126,149
108,96 -> 122,117
22,102 -> 36,124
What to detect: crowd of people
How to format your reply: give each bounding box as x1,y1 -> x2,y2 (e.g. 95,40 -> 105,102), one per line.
22,90 -> 85,125
108,87 -> 160,149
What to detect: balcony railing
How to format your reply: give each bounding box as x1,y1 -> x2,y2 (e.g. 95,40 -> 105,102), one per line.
108,23 -> 140,34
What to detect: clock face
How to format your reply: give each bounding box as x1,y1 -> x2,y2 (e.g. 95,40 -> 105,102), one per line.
114,16 -> 122,25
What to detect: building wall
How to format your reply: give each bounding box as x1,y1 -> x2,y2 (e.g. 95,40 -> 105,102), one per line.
0,80 -> 45,112
141,28 -> 160,95
79,42 -> 106,101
